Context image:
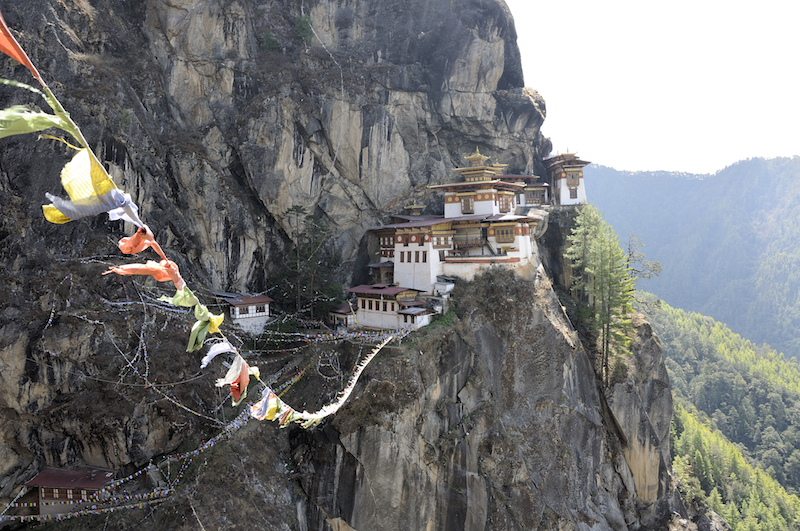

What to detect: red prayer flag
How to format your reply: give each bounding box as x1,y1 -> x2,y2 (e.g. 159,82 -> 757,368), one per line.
0,11 -> 42,81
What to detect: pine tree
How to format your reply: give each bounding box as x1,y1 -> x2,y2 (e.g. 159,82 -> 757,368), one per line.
565,204 -> 635,385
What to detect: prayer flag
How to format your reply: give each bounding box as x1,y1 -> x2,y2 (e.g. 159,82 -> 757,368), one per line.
0,11 -> 41,81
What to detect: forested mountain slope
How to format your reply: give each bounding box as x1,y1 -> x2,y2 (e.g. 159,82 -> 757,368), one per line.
587,157 -> 800,357
638,294 -> 800,499
672,403 -> 800,530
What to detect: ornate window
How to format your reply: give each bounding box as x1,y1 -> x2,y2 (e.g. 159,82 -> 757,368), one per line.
498,194 -> 512,213
495,227 -> 515,243
461,196 -> 474,214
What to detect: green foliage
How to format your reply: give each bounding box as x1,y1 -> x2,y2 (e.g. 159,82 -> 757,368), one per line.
565,204 -> 635,385
0,104 -> 68,139
118,108 -> 132,128
261,31 -> 281,51
672,403 -> 800,530
641,293 -> 800,499
293,16 -> 313,45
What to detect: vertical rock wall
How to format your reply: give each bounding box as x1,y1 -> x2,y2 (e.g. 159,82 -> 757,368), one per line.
290,267 -> 683,530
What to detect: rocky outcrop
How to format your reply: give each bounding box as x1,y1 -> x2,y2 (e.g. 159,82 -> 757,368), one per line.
0,0 -> 547,511
606,314 -> 680,524
294,267 -> 646,530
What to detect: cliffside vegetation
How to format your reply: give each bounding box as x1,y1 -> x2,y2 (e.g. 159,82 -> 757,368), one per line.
564,204 -> 635,386
267,205 -> 341,322
638,294 -> 800,527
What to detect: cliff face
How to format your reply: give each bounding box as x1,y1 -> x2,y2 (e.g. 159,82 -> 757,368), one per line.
0,0 -> 685,529
291,268 -> 683,530
0,0 -> 549,291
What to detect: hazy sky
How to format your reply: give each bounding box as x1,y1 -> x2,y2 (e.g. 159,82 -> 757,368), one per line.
504,0 -> 800,174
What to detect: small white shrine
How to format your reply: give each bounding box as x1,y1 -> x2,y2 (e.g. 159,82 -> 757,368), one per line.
225,294 -> 273,334
544,153 -> 590,205
329,302 -> 357,328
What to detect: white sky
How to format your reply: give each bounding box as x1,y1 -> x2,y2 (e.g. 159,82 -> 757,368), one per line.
504,0 -> 800,174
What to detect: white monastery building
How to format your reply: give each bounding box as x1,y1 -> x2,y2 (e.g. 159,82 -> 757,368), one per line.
345,148 -> 589,330
346,284 -> 433,330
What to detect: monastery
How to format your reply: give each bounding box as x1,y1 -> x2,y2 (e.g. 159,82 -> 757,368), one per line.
342,149 -> 589,330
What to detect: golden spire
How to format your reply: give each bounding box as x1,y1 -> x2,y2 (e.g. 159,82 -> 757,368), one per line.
465,147 -> 490,167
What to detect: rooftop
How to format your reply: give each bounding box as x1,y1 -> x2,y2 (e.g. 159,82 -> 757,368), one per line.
347,284 -> 419,296
25,467 -> 114,490
224,294 -> 274,306
428,180 -> 525,191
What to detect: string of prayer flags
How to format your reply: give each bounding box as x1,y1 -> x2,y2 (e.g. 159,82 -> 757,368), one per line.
248,336 -> 394,429
215,354 -> 259,406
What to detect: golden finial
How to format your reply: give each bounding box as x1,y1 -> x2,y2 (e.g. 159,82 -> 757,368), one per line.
465,147 -> 490,167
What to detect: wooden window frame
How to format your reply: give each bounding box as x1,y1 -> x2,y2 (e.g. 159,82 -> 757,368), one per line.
461,196 -> 474,214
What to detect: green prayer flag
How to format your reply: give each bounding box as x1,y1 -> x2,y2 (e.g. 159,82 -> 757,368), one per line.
0,105 -> 69,139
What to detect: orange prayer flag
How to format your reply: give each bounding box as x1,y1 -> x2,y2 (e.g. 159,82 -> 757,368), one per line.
0,11 -> 42,82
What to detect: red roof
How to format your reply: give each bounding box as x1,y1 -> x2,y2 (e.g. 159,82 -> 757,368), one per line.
398,307 -> 432,315
25,467 -> 114,490
330,302 -> 356,314
225,294 -> 274,306
347,284 -> 418,296
370,213 -> 493,231
428,180 -> 525,191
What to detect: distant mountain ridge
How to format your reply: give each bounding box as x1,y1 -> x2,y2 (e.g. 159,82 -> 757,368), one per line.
586,156 -> 800,357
